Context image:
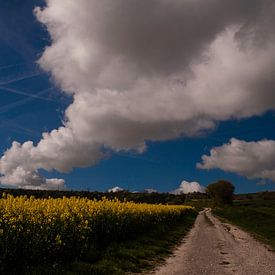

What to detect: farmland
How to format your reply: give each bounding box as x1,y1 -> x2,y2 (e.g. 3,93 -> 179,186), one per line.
0,194 -> 196,273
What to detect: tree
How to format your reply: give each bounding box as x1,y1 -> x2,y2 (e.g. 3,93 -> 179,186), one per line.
206,180 -> 235,206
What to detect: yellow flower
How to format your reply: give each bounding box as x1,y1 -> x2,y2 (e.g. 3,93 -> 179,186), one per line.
55,234 -> 62,245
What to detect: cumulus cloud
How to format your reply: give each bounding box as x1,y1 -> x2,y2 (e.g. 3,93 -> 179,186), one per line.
197,138 -> 275,181
172,180 -> 205,194
144,189 -> 157,194
1,0 -> 275,188
108,186 -> 124,193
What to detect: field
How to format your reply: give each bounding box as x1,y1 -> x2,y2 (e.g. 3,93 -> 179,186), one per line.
0,194 -> 196,273
213,200 -> 275,249
184,199 -> 213,211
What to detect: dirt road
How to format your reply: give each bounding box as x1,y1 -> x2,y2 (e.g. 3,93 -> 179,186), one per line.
151,209 -> 275,275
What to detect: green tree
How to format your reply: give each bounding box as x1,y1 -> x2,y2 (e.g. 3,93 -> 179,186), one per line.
206,180 -> 235,206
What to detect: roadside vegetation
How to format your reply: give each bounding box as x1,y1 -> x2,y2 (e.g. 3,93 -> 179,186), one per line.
0,194 -> 196,274
213,200 -> 275,249
30,213 -> 197,274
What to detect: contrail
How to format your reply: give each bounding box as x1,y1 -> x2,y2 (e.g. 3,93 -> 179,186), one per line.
115,152 -> 161,164
0,86 -> 58,102
0,72 -> 43,86
0,87 -> 56,114
0,62 -> 27,71
0,119 -> 42,138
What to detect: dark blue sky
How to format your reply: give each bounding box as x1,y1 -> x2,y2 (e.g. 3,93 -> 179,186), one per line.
0,0 -> 274,193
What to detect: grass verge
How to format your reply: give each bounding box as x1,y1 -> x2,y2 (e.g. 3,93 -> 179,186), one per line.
23,211 -> 197,275
184,199 -> 213,212
213,200 -> 275,249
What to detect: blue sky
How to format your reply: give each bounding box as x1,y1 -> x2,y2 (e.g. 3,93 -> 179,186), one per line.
0,0 -> 274,193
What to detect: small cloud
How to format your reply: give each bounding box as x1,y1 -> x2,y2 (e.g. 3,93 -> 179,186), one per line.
172,180 -> 205,194
256,180 -> 268,186
108,186 -> 124,193
144,188 -> 157,193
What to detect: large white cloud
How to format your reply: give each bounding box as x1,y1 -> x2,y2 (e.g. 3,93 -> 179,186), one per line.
172,180 -> 205,194
197,138 -> 275,181
1,0 -> 275,189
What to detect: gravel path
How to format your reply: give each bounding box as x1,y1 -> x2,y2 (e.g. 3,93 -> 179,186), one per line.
151,209 -> 275,275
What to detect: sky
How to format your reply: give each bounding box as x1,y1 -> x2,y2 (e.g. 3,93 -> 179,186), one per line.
0,0 -> 274,194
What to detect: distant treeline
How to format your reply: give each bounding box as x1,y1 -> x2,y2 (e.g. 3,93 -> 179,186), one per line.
186,190 -> 275,201
234,191 -> 275,201
0,188 -> 274,204
0,188 -> 187,205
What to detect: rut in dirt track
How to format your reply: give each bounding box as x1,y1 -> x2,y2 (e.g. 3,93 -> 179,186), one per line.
151,209 -> 275,275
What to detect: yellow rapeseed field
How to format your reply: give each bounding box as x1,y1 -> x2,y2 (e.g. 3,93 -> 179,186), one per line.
0,194 -> 194,270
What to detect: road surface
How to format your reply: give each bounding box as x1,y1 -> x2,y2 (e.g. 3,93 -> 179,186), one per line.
151,209 -> 275,275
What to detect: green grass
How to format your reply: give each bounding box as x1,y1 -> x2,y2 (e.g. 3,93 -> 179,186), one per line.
184,199 -> 213,211
23,212 -> 197,275
213,200 -> 275,249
